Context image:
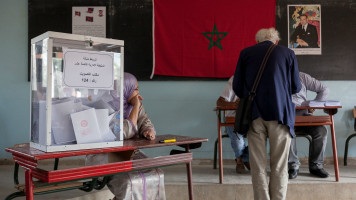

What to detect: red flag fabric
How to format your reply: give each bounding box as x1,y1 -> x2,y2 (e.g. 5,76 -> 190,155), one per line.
152,0 -> 276,78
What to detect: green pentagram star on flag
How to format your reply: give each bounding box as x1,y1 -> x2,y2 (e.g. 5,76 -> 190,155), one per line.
202,24 -> 228,50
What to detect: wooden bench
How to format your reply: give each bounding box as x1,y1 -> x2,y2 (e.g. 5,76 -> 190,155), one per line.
6,156 -> 110,200
295,115 -> 332,125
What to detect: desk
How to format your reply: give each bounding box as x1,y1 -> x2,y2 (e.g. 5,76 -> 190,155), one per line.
5,135 -> 208,200
215,104 -> 236,184
295,106 -> 342,182
215,104 -> 341,183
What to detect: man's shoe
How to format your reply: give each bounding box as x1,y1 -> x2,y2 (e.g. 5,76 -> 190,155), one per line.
309,168 -> 329,178
288,169 -> 299,179
243,162 -> 250,170
235,158 -> 248,174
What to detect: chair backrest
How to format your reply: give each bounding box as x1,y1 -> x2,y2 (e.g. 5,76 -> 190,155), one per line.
216,97 -> 239,121
225,117 -> 235,124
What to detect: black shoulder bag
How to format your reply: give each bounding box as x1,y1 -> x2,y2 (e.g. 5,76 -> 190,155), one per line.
234,44 -> 276,135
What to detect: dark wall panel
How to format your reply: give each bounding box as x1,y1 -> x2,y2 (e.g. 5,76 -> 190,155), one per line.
276,0 -> 356,80
29,0 -> 153,80
29,0 -> 356,80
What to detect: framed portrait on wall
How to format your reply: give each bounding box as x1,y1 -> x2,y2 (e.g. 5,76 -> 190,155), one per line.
288,5 -> 321,55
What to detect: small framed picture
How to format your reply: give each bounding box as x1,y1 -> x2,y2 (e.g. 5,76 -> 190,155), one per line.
288,5 -> 321,55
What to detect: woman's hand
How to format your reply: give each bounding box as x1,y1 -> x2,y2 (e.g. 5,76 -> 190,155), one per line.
130,94 -> 143,107
143,129 -> 156,140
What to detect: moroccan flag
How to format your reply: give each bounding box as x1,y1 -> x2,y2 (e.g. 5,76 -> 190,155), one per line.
152,0 -> 276,78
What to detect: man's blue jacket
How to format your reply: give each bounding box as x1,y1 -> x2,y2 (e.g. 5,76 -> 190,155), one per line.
233,41 -> 302,137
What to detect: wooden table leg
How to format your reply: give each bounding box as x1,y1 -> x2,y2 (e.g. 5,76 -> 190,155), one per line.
330,115 -> 339,182
218,123 -> 223,184
185,146 -> 194,200
25,169 -> 34,200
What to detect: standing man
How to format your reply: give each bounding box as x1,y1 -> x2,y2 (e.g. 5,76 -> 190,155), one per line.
233,28 -> 301,200
217,76 -> 249,174
290,14 -> 319,48
288,72 -> 330,179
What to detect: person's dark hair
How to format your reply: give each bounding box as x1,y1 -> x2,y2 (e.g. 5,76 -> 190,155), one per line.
299,14 -> 308,19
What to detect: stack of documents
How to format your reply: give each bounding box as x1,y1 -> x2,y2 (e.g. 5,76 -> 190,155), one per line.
302,100 -> 341,107
325,100 -> 341,106
304,100 -> 326,107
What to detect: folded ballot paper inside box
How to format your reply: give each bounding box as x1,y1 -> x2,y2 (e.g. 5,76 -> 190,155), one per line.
70,108 -> 117,144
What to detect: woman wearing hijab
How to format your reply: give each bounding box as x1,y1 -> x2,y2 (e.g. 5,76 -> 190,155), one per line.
109,72 -> 156,140
87,73 -> 164,200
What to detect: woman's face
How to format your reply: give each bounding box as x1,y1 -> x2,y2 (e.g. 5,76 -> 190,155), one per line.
127,81 -> 139,103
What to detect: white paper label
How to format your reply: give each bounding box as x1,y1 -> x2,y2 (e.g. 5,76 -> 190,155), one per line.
63,49 -> 114,90
72,7 -> 106,38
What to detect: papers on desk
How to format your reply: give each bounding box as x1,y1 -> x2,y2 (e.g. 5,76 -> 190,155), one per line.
302,100 -> 341,107
304,100 -> 326,107
325,100 -> 341,106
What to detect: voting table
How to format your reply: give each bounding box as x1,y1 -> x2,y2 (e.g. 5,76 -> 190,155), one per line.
294,106 -> 341,181
215,103 -> 341,183
5,135 -> 208,200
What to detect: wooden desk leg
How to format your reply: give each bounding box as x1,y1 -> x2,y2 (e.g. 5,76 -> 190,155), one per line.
330,114 -> 339,182
185,146 -> 194,200
25,169 -> 34,200
218,123 -> 223,184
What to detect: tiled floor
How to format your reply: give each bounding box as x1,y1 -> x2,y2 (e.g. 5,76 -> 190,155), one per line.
1,162 -> 356,200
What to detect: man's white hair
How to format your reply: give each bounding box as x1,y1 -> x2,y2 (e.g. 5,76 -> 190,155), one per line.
255,28 -> 280,43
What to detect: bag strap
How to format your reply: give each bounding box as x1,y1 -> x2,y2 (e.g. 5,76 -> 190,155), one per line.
249,44 -> 276,100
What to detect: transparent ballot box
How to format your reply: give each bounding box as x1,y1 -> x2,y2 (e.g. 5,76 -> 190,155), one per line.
30,31 -> 124,152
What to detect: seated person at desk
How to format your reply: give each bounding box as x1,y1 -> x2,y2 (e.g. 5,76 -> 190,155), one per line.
109,72 -> 156,140
87,72 -> 160,199
217,76 -> 249,173
288,72 -> 330,179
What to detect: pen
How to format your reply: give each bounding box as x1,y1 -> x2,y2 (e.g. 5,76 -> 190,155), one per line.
159,139 -> 176,143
